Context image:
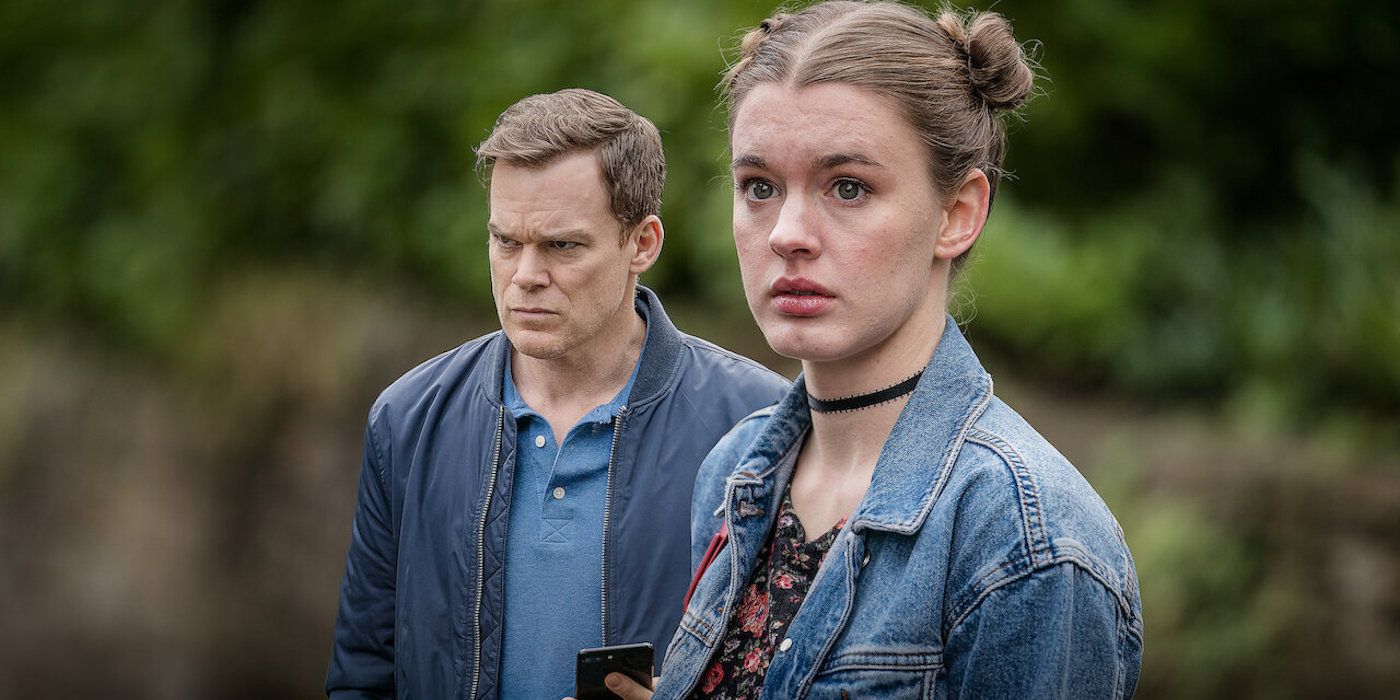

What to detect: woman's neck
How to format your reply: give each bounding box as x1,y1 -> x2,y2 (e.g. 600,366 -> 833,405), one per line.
799,313 -> 946,479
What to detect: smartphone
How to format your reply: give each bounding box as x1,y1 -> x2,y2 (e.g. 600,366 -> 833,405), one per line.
575,642 -> 654,700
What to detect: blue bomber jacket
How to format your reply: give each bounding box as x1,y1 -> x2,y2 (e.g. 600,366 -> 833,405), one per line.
326,287 -> 789,699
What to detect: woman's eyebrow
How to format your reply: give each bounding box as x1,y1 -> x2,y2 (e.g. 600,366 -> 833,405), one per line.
731,153 -> 882,171
814,153 -> 881,170
731,154 -> 767,170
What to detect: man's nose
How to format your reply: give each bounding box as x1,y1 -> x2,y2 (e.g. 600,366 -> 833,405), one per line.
512,247 -> 550,289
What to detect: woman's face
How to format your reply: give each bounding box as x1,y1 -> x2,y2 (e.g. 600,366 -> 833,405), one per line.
730,82 -> 948,365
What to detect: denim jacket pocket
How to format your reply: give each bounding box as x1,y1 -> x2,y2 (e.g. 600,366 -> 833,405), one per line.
808,646 -> 943,700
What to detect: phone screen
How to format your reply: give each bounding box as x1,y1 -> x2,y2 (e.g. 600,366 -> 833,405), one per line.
575,642 -> 654,700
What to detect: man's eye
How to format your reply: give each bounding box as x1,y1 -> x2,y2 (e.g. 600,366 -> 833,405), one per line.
833,179 -> 867,201
550,240 -> 580,250
493,234 -> 520,247
744,179 -> 777,201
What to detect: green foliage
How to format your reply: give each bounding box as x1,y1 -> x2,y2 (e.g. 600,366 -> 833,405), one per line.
972,156 -> 1400,420
0,0 -> 777,351
3,0 -> 1397,419
1005,0 -> 1400,223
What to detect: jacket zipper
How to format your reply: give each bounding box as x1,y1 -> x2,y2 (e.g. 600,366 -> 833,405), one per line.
468,406 -> 506,700
599,405 -> 628,646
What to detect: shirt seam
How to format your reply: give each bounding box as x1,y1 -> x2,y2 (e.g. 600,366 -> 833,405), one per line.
678,390 -> 716,436
963,428 -> 1052,566
945,557 -> 1143,642
367,400 -> 391,496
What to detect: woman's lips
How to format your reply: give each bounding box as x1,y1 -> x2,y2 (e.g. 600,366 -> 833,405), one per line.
772,293 -> 833,316
770,277 -> 834,316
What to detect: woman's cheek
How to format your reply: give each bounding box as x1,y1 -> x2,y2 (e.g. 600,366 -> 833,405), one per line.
734,229 -> 771,270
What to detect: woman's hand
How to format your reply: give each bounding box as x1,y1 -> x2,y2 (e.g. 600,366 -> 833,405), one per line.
563,673 -> 656,700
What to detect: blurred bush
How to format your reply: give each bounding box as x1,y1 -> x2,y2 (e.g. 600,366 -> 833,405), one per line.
972,158 -> 1400,426
4,0 -> 1396,424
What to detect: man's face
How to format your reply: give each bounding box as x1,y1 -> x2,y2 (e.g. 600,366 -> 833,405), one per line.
487,151 -> 639,361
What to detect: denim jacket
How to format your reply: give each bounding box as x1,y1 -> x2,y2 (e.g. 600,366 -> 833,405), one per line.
656,318 -> 1143,699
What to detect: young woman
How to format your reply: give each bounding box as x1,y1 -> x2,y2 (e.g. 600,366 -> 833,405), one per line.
602,2 -> 1142,698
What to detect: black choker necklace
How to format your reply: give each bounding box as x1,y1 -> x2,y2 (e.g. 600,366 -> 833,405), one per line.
807,370 -> 924,414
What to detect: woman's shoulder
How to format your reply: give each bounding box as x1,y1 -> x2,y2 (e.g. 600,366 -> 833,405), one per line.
688,404 -> 784,564
693,404 -> 782,497
960,396 -> 1123,534
936,395 -> 1139,616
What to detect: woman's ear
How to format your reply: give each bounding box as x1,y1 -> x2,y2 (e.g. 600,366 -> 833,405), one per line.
935,169 -> 990,261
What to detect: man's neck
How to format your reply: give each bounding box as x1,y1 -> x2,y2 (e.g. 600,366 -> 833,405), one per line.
511,302 -> 647,442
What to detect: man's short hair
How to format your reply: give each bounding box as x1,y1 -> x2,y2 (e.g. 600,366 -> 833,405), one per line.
475,89 -> 666,236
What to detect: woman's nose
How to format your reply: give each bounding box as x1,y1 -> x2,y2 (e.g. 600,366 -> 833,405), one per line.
767,198 -> 820,259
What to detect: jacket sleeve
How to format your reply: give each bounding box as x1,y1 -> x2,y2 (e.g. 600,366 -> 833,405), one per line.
325,407 -> 397,699
942,561 -> 1142,699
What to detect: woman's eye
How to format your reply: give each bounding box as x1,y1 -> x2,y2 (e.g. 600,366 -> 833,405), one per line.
745,180 -> 777,201
834,179 -> 866,201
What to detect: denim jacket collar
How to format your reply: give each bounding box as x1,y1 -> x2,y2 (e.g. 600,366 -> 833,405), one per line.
855,317 -> 994,533
728,316 -> 994,535
480,284 -> 685,409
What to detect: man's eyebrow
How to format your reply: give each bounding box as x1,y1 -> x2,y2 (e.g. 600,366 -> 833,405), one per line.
487,224 -> 592,241
814,153 -> 881,170
731,154 -> 767,170
538,228 -> 589,241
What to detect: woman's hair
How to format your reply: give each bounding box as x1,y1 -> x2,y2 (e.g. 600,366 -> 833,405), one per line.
723,1 -> 1037,267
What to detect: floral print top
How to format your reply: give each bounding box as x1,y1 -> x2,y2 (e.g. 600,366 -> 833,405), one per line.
688,484 -> 848,699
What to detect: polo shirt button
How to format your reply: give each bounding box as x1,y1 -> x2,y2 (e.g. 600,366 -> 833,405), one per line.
534,435 -> 546,448
779,637 -> 793,652
553,486 -> 566,500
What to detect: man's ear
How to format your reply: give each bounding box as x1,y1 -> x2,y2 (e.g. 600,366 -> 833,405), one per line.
628,214 -> 664,275
934,169 -> 990,261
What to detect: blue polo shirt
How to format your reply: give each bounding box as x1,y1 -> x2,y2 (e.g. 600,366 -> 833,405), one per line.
498,346 -> 642,699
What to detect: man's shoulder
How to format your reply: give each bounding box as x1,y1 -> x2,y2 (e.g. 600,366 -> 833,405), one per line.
371,331 -> 503,419
665,333 -> 789,432
676,332 -> 789,388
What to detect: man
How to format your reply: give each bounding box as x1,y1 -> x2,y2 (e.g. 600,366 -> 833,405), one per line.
325,89 -> 789,699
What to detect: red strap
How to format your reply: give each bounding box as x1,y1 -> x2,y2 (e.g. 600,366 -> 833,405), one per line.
681,522 -> 728,610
